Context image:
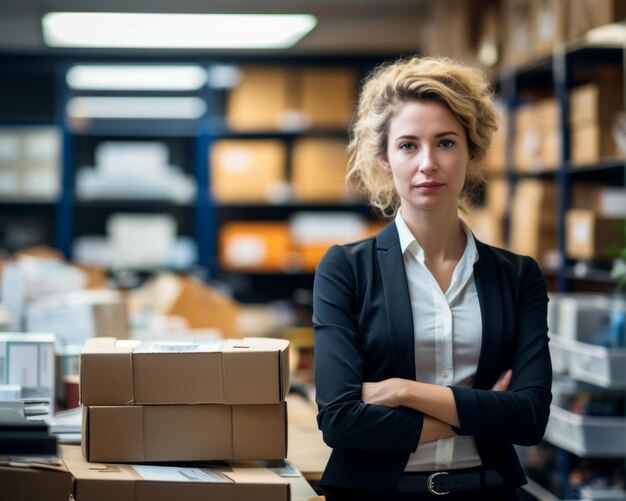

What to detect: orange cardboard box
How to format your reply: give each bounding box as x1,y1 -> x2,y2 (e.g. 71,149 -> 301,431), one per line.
299,67 -> 356,128
211,139 -> 287,202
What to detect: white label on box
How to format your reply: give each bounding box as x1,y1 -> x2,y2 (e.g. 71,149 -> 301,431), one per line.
8,344 -> 38,389
137,340 -> 223,353
227,236 -> 266,266
572,221 -> 590,244
132,465 -> 233,483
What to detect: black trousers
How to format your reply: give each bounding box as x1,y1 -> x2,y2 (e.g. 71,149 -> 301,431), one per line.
323,484 -> 520,500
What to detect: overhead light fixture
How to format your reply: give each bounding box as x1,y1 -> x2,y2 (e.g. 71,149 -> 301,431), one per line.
66,65 -> 208,91
42,12 -> 317,49
67,97 -> 206,119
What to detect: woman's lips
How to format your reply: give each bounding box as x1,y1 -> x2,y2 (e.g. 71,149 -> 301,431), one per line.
415,182 -> 444,192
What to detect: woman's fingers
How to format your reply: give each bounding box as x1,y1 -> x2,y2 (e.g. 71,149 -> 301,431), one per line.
492,369 -> 512,391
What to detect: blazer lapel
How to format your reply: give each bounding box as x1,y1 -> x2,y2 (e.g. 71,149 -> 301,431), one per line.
473,239 -> 504,389
377,223 -> 416,380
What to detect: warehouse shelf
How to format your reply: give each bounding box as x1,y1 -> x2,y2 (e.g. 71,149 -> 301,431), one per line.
212,128 -> 349,140
74,200 -> 194,208
544,404 -> 626,458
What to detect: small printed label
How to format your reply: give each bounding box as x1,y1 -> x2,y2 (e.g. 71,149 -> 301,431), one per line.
132,465 -> 232,483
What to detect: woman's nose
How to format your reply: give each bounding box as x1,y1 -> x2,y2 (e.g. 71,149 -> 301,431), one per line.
418,147 -> 437,173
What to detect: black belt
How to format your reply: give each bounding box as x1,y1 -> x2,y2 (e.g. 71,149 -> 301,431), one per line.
396,469 -> 504,495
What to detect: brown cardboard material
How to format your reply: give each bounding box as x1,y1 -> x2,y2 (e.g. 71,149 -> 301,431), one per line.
226,67 -> 298,131
292,138 -> 351,202
60,444 -> 290,501
514,99 -> 560,172
566,209 -> 625,260
150,274 -> 242,338
567,0 -> 626,39
210,139 -> 287,202
299,68 -> 356,128
80,336 -> 289,406
570,124 -> 623,166
0,462 -> 72,501
569,83 -> 624,126
82,402 -> 288,463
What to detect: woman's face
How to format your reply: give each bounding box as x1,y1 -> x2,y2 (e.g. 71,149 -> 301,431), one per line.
381,100 -> 470,214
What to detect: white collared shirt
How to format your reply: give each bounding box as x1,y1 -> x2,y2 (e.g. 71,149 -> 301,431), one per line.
395,211 -> 483,471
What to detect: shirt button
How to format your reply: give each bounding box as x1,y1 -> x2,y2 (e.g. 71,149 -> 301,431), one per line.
441,370 -> 449,378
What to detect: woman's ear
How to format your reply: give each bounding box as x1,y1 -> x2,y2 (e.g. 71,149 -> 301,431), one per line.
379,155 -> 391,172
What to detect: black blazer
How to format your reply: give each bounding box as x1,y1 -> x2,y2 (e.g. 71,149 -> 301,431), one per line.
313,221 -> 552,491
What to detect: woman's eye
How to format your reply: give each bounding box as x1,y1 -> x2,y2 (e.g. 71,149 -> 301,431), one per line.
399,143 -> 416,150
439,139 -> 455,149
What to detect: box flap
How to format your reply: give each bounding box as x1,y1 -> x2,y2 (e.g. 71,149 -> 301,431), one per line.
80,338 -> 136,405
222,338 -> 289,404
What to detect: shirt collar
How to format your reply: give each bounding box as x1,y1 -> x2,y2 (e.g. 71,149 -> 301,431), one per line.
394,210 -> 479,265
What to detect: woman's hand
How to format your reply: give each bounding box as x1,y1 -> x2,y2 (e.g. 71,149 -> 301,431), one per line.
492,369 -> 512,391
362,378 -> 407,407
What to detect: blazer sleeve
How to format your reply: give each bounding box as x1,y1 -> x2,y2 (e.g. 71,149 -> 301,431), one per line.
450,256 -> 552,446
313,245 -> 423,452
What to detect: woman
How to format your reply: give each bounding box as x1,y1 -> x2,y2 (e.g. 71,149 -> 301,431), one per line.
313,57 -> 552,500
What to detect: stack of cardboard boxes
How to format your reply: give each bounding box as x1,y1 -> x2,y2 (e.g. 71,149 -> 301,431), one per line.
4,335 -> 293,500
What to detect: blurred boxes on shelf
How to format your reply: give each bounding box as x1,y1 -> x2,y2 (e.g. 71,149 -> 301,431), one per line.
514,98 -> 560,172
226,66 -> 356,131
483,103 -> 507,173
61,444 -> 290,501
226,67 -> 298,131
107,213 -> 178,270
80,337 -> 289,406
219,222 -> 295,272
485,177 -> 509,218
510,180 -> 558,263
571,185 -> 626,218
211,140 -> 287,202
25,290 -> 129,347
565,209 -> 625,260
290,212 -> 368,271
299,67 -> 356,128
76,142 -> 196,203
501,0 -> 566,68
291,138 -> 352,202
82,402 -> 288,463
0,332 -> 55,399
0,126 -> 60,200
567,0 -> 626,39
569,83 -> 624,166
463,208 -> 504,248
144,274 -> 242,338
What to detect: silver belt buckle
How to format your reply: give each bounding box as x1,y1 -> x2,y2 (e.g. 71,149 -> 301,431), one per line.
427,471 -> 450,496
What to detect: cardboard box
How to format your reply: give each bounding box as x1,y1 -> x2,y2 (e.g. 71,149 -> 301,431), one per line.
80,336 -> 289,406
566,209 -> 625,260
484,105 -> 507,173
570,124 -> 623,166
149,274 -> 241,338
485,177 -> 509,218
569,83 -> 624,126
570,185 -> 626,217
211,139 -> 287,202
82,402 -> 288,463
0,462 -> 72,501
226,67 -> 297,131
26,290 -> 129,347
299,68 -> 356,128
292,138 -> 351,201
219,221 -> 296,271
567,0 -> 626,39
464,208 -> 504,248
514,99 -> 560,171
510,180 -> 558,262
0,332 -> 55,399
60,444 -> 289,501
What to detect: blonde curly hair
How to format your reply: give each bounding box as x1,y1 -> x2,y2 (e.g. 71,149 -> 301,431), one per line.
347,56 -> 498,218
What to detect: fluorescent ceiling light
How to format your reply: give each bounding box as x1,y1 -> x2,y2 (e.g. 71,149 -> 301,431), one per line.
67,97 -> 206,119
66,65 -> 207,91
42,12 -> 317,49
